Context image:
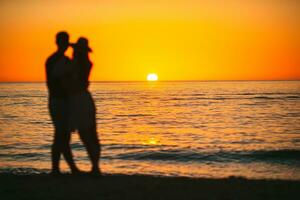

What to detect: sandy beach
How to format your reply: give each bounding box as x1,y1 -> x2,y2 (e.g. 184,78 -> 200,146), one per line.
0,174 -> 299,200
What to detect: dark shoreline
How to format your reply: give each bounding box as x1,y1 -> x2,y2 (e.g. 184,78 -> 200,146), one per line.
0,174 -> 299,200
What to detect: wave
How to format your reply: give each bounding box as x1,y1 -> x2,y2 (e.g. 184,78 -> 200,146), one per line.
0,94 -> 46,98
285,96 -> 300,99
251,96 -> 300,99
103,143 -> 159,150
0,167 -> 48,175
115,114 -> 153,117
2,145 -> 299,164
252,96 -> 275,99
251,95 -> 300,100
235,92 -> 300,96
168,95 -> 300,101
0,152 -> 47,160
112,149 -> 300,164
247,149 -> 300,159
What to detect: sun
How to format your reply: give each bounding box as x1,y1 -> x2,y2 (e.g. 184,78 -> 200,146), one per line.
147,73 -> 158,81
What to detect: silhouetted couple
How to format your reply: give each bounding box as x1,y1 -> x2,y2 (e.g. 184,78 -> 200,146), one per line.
46,31 -> 100,175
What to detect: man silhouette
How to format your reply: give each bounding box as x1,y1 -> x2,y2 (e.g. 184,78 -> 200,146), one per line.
45,31 -> 79,174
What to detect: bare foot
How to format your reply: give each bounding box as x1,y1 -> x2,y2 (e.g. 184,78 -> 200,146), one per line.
50,169 -> 61,176
90,168 -> 102,176
71,167 -> 85,175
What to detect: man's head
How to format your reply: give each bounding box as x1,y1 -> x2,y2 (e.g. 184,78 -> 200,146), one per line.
55,31 -> 69,52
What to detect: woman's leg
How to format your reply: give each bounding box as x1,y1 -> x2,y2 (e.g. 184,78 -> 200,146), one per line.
78,125 -> 100,173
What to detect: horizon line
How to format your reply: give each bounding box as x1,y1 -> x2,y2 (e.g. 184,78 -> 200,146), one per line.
0,79 -> 300,83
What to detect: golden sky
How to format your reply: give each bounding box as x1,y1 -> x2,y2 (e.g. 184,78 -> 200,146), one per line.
0,0 -> 299,81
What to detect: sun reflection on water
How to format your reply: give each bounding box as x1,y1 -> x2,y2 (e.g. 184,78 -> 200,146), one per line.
143,137 -> 159,145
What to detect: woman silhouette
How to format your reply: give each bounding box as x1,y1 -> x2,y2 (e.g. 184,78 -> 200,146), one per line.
67,37 -> 101,174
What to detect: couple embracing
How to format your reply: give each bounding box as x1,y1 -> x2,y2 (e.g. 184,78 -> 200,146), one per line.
46,31 -> 100,175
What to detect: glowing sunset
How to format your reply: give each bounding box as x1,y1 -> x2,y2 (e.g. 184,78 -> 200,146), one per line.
0,1 -> 300,199
0,0 -> 299,82
147,73 -> 158,81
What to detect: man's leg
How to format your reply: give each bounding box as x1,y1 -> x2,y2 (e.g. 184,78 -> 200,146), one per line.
51,128 -> 61,174
52,127 -> 79,173
49,97 -> 79,174
60,130 -> 80,173
49,98 -> 62,174
58,98 -> 80,173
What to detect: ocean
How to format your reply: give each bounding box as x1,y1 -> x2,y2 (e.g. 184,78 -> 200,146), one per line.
0,81 -> 299,179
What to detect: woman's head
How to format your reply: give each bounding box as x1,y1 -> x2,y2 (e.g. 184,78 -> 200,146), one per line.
71,37 -> 92,58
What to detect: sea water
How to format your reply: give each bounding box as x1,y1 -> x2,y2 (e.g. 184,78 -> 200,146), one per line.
0,81 -> 299,179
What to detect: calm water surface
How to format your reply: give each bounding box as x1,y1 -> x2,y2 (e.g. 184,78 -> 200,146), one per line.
0,81 -> 300,179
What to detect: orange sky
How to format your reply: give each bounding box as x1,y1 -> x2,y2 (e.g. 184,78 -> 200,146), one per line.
0,0 -> 299,81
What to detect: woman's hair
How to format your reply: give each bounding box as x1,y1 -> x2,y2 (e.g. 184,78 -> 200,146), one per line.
73,48 -> 89,61
73,48 -> 92,87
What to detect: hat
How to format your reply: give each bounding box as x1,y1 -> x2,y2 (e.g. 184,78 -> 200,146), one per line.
71,37 -> 92,52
